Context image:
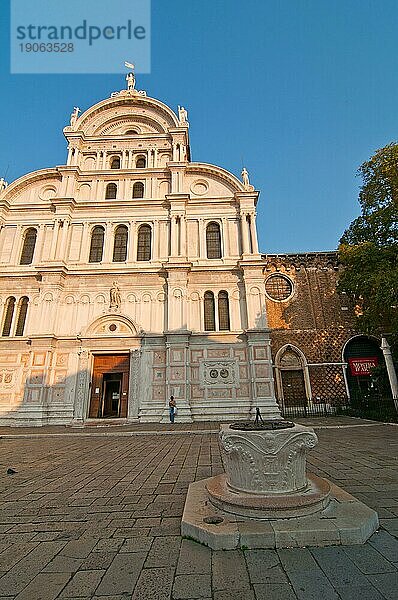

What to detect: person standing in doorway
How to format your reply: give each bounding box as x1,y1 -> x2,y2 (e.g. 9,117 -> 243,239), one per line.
169,395 -> 177,424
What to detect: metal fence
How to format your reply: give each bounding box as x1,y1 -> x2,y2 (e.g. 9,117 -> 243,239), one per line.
279,395 -> 397,422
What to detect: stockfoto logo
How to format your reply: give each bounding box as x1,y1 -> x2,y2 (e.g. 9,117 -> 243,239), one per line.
16,20 -> 146,46
10,0 -> 151,74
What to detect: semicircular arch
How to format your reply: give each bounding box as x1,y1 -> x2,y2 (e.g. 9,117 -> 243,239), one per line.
81,313 -> 142,337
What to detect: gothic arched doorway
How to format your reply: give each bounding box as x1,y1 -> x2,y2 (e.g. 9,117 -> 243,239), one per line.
275,345 -> 310,407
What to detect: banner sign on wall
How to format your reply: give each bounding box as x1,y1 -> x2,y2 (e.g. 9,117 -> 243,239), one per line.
348,357 -> 378,376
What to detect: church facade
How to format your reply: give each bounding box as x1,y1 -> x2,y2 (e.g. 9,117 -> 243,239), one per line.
0,76 -> 282,425
0,75 -> 380,426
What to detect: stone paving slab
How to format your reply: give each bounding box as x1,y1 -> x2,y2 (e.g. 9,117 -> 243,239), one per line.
0,419 -> 397,598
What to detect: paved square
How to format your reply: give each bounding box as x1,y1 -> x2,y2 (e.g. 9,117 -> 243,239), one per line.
0,418 -> 397,599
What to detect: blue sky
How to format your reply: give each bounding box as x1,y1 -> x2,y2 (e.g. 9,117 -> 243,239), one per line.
1,0 -> 398,253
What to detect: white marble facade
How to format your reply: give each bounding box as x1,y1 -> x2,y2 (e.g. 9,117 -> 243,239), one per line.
0,77 -> 278,425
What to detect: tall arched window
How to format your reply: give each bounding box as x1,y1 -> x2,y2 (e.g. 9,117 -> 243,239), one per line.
105,183 -> 117,199
89,226 -> 105,263
2,297 -> 16,336
133,182 -> 144,198
15,296 -> 29,336
218,291 -> 230,331
110,157 -> 121,169
113,225 -> 128,262
206,222 -> 222,259
136,156 -> 146,168
204,291 -> 216,331
20,228 -> 37,265
137,225 -> 152,261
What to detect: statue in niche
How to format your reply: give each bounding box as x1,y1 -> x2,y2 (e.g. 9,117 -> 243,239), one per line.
178,105 -> 188,124
70,107 -> 80,127
0,178 -> 8,191
110,282 -> 121,308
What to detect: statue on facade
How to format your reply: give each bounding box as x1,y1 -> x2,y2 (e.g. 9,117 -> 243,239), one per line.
126,72 -> 136,91
241,167 -> 254,190
241,167 -> 250,187
110,282 -> 121,308
70,107 -> 80,127
0,178 -> 8,191
178,105 -> 188,124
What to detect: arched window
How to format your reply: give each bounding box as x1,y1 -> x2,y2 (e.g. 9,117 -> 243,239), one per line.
204,291 -> 216,331
105,183 -> 117,199
218,291 -> 230,331
126,129 -> 138,135
206,222 -> 222,259
110,157 -> 121,169
2,296 -> 16,336
133,182 -> 144,199
113,225 -> 128,262
137,225 -> 152,261
20,228 -> 37,265
136,156 -> 146,169
89,226 -> 105,263
15,296 -> 29,336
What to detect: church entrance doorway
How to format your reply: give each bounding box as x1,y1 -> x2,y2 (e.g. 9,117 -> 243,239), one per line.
89,354 -> 130,418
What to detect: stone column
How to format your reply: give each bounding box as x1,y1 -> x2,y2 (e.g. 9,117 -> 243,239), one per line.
241,212 -> 250,255
249,211 -> 260,254
10,225 -> 22,265
180,215 -> 187,259
49,220 -> 60,260
81,222 -> 90,263
104,222 -> 113,263
221,217 -> 229,257
128,348 -> 141,420
153,220 -> 160,260
381,337 -> 398,412
35,224 -> 46,263
67,147 -> 73,165
170,216 -> 178,257
199,219 -> 205,259
58,220 -> 70,262
73,349 -> 90,423
128,221 -> 137,262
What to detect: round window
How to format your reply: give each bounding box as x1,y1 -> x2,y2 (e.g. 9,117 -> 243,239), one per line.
109,324 -> 117,332
265,275 -> 293,301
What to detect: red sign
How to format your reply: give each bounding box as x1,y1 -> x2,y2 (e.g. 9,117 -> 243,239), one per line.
348,357 -> 378,376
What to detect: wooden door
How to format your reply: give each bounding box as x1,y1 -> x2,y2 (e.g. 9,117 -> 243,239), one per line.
281,370 -> 307,407
89,354 -> 130,418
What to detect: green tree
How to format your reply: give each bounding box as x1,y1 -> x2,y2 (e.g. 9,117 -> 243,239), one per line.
338,143 -> 398,352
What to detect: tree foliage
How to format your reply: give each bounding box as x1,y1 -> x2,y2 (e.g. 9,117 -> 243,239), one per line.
338,143 -> 398,349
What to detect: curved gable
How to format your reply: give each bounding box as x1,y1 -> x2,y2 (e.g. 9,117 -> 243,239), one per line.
70,95 -> 180,138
